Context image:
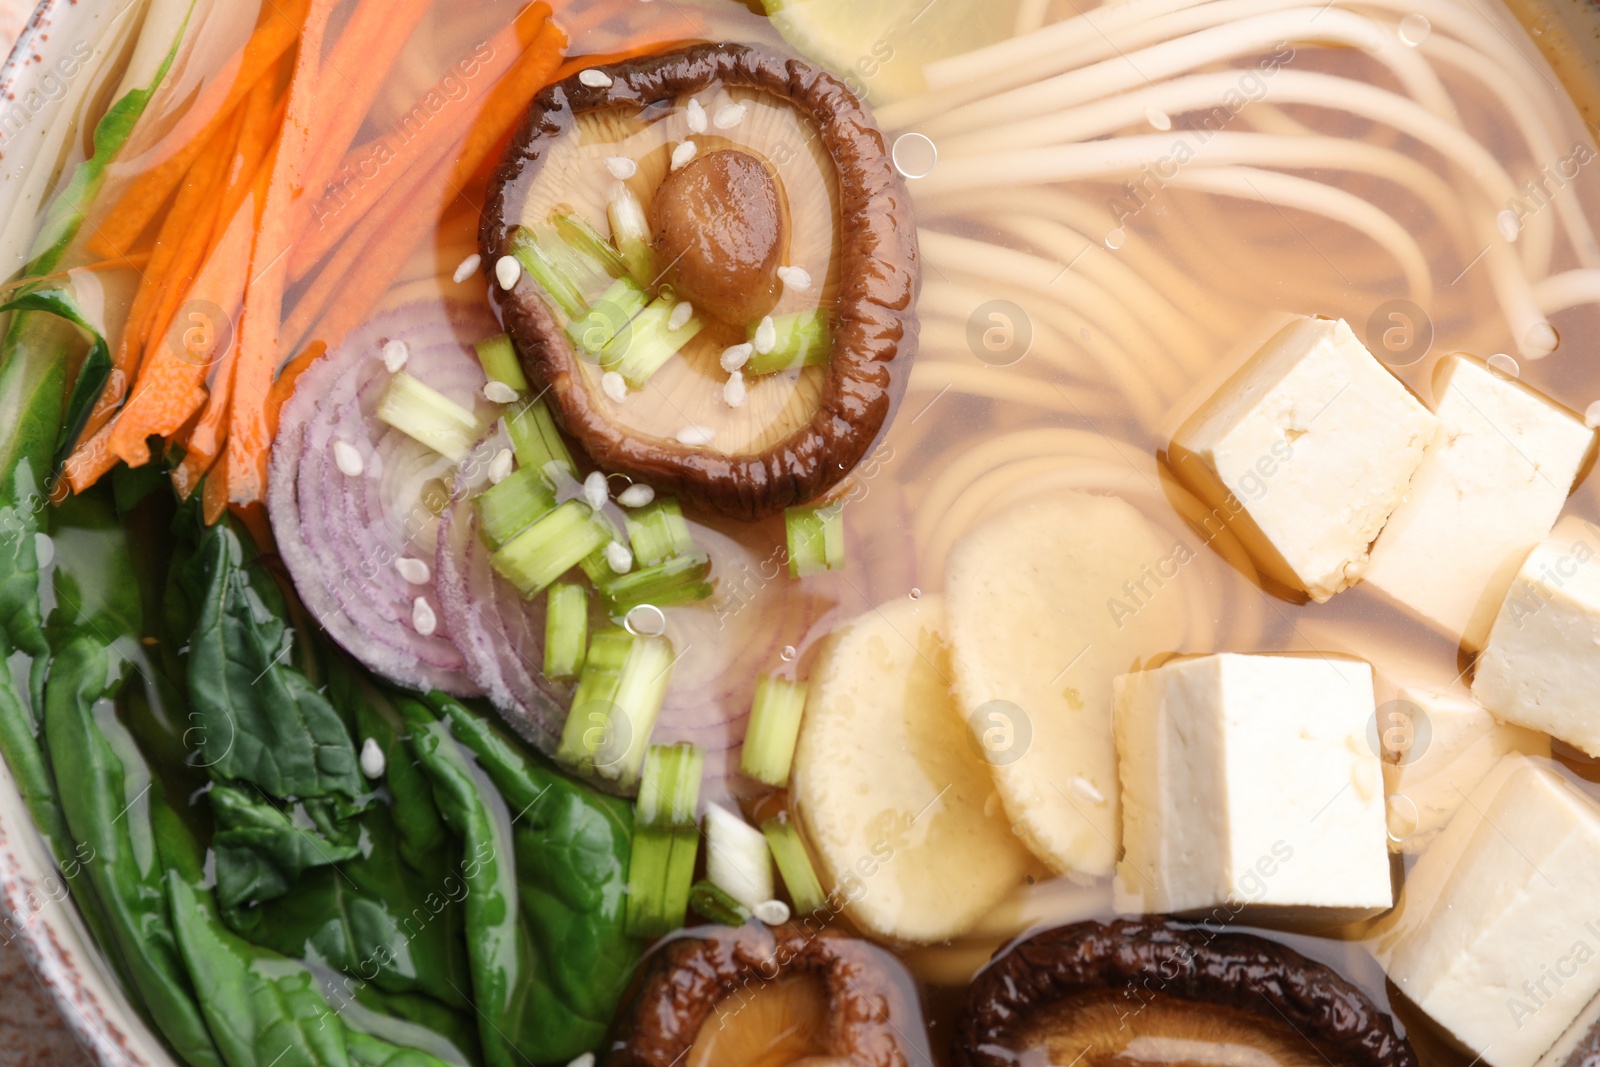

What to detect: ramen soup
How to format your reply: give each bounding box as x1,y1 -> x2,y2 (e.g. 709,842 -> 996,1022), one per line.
6,0 -> 1600,1064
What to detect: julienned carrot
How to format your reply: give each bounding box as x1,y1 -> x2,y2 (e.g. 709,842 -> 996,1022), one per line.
289,2 -> 558,280
224,0 -> 342,509
263,340 -> 326,439
202,451 -> 230,525
88,0 -> 310,258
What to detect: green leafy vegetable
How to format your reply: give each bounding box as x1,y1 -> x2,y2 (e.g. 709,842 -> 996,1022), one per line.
0,290 -> 111,464
209,784 -> 363,910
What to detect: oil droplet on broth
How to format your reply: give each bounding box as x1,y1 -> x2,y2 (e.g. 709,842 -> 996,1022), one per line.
1585,400 -> 1600,429
1398,12 -> 1432,45
1487,352 -> 1520,378
780,645 -> 797,662
1104,228 -> 1126,250
910,588 -> 922,600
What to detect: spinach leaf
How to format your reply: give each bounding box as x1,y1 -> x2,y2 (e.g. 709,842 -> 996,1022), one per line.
0,290 -> 110,463
209,784 -> 363,910
344,1030 -> 458,1067
186,520 -> 361,799
344,988 -> 480,1067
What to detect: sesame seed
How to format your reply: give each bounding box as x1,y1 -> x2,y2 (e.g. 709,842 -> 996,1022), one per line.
723,371 -> 746,408
495,255 -> 522,290
720,342 -> 753,372
685,98 -> 707,133
567,1055 -> 596,1067
676,425 -> 715,447
617,484 -> 656,508
601,371 -> 628,402
668,301 -> 694,331
452,254 -> 481,284
488,448 -> 514,485
333,440 -> 365,478
412,597 -> 438,637
776,265 -> 812,292
578,69 -> 613,88
396,557 -> 431,585
712,103 -> 746,129
753,315 -> 777,355
670,141 -> 697,171
360,737 -> 387,779
753,900 -> 791,925
381,339 -> 409,372
583,470 -> 609,511
605,541 -> 634,573
1069,776 -> 1105,804
604,156 -> 637,180
483,380 -> 520,404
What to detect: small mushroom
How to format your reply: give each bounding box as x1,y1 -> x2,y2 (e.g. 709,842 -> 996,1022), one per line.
955,919 -> 1419,1067
483,43 -> 920,520
604,923 -> 930,1067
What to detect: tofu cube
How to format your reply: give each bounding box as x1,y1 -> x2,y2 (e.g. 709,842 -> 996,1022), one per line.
1474,516 -> 1600,756
1113,653 -> 1392,919
1170,316 -> 1438,602
1364,355 -> 1594,650
1379,755 -> 1600,1067
1381,684 -> 1550,853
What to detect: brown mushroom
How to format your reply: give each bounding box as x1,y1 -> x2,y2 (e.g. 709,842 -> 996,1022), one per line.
482,42 -> 919,520
605,923 -> 929,1067
955,919 -> 1419,1067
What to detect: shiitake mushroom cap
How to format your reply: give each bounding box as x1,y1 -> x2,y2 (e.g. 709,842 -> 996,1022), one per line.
955,919 -> 1419,1067
482,42 -> 919,521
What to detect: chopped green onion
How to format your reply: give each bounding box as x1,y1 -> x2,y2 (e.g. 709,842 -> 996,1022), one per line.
746,310 -> 831,375
474,333 -> 528,393
475,466 -> 557,550
600,295 -> 705,387
785,502 -> 845,578
704,803 -> 773,910
608,182 -> 655,286
553,209 -> 629,280
689,881 -> 751,926
625,826 -> 698,938
624,498 -> 695,568
761,816 -> 827,915
636,742 -> 704,829
490,500 -> 610,597
599,552 -> 713,614
504,396 -> 574,481
566,277 -> 649,355
739,675 -> 808,787
544,582 -> 589,680
556,629 -> 675,786
509,225 -> 589,320
376,371 -> 483,462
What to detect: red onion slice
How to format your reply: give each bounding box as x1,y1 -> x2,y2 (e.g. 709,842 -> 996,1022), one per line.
269,300 -> 497,697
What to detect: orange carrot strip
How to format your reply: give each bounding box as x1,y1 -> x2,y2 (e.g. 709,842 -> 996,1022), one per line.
88,0 -> 310,258
265,340 -> 326,438
225,0 -> 343,509
289,2 -> 558,280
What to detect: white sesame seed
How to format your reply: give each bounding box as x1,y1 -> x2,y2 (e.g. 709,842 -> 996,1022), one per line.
412,597 -> 438,637
753,315 -> 777,355
1069,776 -> 1105,804
617,484 -> 656,508
578,69 -> 613,88
712,103 -> 746,129
495,255 -> 522,290
668,302 -> 694,331
483,380 -> 520,404
567,1054 -> 596,1067
360,737 -> 387,779
720,342 -> 753,372
604,156 -> 638,180
488,448 -> 514,485
723,371 -> 746,408
753,899 -> 791,925
396,557 -> 432,585
583,470 -> 610,511
333,440 -> 365,478
670,141 -> 697,171
676,425 -> 715,447
605,541 -> 634,574
381,339 -> 410,372
601,371 -> 628,402
452,254 -> 481,284
776,265 -> 812,292
685,98 -> 707,133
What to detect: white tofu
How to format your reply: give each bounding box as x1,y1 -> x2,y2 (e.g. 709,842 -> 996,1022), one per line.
1381,684 -> 1550,853
1473,516 -> 1600,756
1170,316 -> 1438,602
1378,755 -> 1600,1067
1113,653 -> 1392,920
1364,355 -> 1594,650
